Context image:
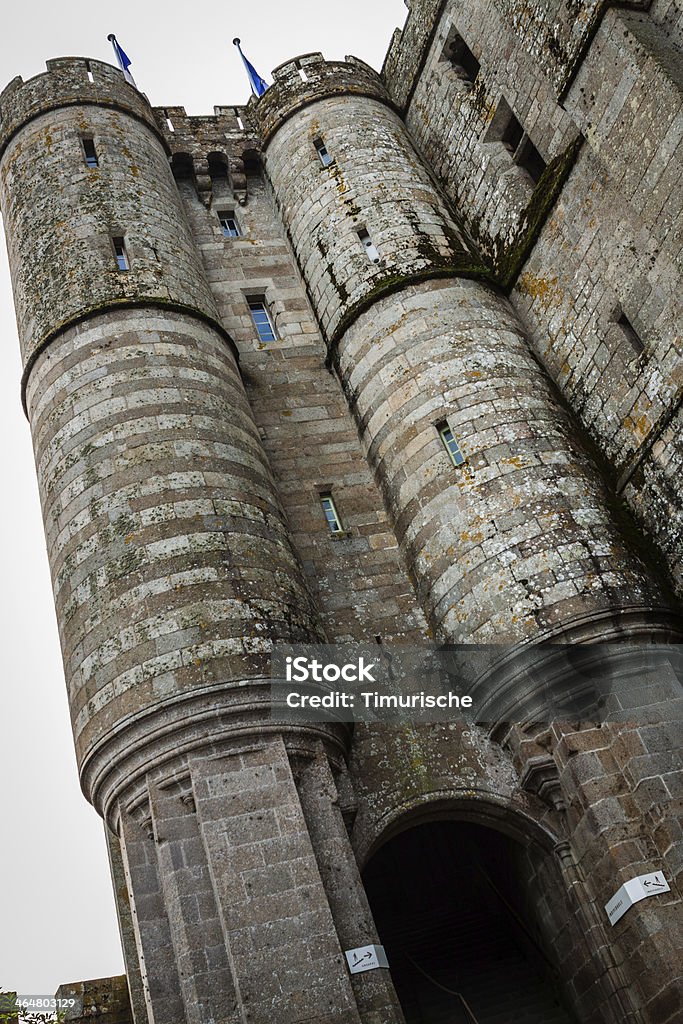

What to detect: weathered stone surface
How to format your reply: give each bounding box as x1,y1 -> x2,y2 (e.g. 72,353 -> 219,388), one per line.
55,976 -> 132,1024
1,5 -> 682,1021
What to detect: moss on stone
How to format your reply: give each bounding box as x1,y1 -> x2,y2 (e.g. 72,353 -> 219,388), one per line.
494,136 -> 583,292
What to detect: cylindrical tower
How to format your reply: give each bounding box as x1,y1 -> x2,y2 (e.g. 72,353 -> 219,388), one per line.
0,56 -> 324,809
1,58 -> 405,1024
256,54 -> 678,646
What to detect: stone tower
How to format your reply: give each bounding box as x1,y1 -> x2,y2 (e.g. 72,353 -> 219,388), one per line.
1,1 -> 682,1022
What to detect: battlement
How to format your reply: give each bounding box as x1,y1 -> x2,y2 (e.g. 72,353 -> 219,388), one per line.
152,104 -> 254,146
0,57 -> 161,159
381,0 -> 442,109
253,52 -> 393,146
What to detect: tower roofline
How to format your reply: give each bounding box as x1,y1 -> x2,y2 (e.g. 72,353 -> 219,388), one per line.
0,57 -> 166,159
252,53 -> 400,148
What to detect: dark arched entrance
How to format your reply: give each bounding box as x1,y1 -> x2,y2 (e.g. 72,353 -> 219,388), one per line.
363,820 -> 577,1023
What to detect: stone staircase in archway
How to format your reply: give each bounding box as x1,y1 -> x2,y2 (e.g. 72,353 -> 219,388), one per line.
386,901 -> 575,1024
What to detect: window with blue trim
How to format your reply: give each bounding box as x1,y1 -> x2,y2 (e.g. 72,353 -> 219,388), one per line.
320,494 -> 343,533
248,298 -> 277,342
219,210 -> 241,237
314,138 -> 334,167
112,236 -> 129,271
439,423 -> 466,466
82,137 -> 99,168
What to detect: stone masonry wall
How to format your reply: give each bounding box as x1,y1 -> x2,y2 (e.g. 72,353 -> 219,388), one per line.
2,21 -> 683,1024
255,57 -> 676,646
513,7 -> 683,591
256,58 -> 479,345
337,278 -> 674,644
395,0 -> 683,596
400,0 -> 581,270
154,106 -> 428,646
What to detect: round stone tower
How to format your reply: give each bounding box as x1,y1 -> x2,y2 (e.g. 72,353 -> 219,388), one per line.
255,53 -> 679,648
0,56 -> 325,809
0,58 -> 405,1024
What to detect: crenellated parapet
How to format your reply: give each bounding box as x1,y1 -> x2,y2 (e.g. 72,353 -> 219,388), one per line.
254,52 -> 394,145
0,57 -> 161,156
152,104 -> 257,206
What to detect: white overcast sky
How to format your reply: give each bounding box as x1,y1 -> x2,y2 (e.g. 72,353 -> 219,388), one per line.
0,0 -> 408,997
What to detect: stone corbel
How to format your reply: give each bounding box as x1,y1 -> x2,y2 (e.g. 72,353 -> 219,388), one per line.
194,156 -> 213,207
230,155 -> 248,205
520,753 -> 566,812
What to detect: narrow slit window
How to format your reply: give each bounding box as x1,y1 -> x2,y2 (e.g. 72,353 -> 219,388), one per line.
85,60 -> 94,84
163,109 -> 175,133
314,137 -> 333,167
295,61 -> 309,82
617,312 -> 645,356
219,210 -> 241,237
442,29 -> 480,84
320,493 -> 343,534
248,298 -> 277,342
82,137 -> 98,168
358,228 -> 380,263
112,236 -> 129,271
439,423 -> 466,466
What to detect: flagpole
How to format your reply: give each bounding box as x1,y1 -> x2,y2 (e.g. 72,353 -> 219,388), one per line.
107,33 -> 137,88
233,38 -> 253,95
233,38 -> 269,98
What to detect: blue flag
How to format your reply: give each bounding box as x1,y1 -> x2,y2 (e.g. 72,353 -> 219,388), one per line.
107,33 -> 137,88
233,39 -> 269,98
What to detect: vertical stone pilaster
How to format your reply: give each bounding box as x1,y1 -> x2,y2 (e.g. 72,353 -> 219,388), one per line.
191,739 -> 363,1024
148,785 -> 239,1024
118,815 -> 185,1024
105,826 -> 148,1024
296,750 -> 406,1024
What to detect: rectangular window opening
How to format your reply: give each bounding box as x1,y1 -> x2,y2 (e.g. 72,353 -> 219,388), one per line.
112,236 -> 129,272
516,135 -> 546,184
314,137 -> 334,167
82,137 -> 98,168
248,298 -> 277,342
358,228 -> 380,263
295,61 -> 309,82
486,97 -> 521,151
218,210 -> 241,237
320,493 -> 343,534
485,97 -> 546,184
501,115 -> 524,155
438,422 -> 466,467
85,60 -> 95,84
234,108 -> 245,131
163,109 -> 175,133
441,28 -> 480,84
617,312 -> 645,357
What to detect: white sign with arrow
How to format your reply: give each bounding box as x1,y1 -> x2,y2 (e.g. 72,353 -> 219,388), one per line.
345,944 -> 389,974
605,872 -> 670,926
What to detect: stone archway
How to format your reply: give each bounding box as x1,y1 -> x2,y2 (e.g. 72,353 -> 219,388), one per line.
362,818 -> 579,1024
